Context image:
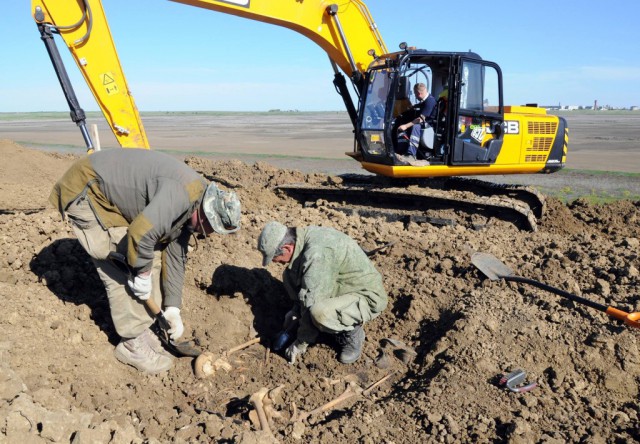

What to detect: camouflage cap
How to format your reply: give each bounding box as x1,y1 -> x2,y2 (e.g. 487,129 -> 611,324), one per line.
257,221 -> 287,266
202,182 -> 241,235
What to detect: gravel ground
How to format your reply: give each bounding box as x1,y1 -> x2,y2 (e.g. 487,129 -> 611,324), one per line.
1,142 -> 639,443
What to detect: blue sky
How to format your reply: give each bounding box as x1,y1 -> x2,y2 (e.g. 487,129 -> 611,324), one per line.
2,1 -> 639,112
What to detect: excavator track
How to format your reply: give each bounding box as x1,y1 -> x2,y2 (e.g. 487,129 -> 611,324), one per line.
276,175 -> 546,232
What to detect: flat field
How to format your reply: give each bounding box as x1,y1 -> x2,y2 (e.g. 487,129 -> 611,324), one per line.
1,110 -> 639,201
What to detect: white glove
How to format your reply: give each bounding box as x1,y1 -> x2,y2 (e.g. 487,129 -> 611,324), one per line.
127,272 -> 152,300
284,340 -> 308,364
163,306 -> 184,341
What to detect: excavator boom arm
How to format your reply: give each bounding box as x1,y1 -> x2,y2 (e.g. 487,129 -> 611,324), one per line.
172,0 -> 387,79
32,0 -> 388,150
33,0 -> 149,149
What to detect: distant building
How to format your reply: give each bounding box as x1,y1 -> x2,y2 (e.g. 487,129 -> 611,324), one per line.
535,104 -> 636,111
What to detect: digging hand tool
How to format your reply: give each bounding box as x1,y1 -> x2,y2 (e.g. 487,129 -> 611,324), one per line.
498,369 -> 537,393
469,251 -> 640,329
107,252 -> 202,357
272,308 -> 299,352
272,315 -> 299,352
272,323 -> 297,352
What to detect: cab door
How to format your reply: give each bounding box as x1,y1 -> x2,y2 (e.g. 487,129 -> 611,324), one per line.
450,58 -> 504,165
356,67 -> 396,164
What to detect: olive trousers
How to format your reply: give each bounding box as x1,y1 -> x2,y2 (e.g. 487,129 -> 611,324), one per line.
308,292 -> 380,334
65,194 -> 162,339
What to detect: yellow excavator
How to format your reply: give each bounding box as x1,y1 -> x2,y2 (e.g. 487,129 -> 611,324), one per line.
32,0 -> 568,230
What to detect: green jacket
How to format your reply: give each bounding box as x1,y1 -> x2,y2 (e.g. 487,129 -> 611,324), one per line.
283,226 -> 388,343
50,149 -> 207,308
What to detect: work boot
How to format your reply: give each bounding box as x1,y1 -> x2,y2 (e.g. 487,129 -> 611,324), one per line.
114,328 -> 173,374
394,153 -> 414,165
147,325 -> 175,358
337,324 -> 365,364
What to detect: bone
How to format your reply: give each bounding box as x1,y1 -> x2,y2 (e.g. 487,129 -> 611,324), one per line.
263,385 -> 286,425
263,396 -> 285,425
249,387 -> 272,434
227,337 -> 261,355
380,338 -> 405,349
264,347 -> 271,366
193,352 -> 232,379
363,372 -> 394,397
268,385 -> 285,404
294,385 -> 359,423
290,401 -> 299,422
194,352 -> 217,379
394,347 -> 417,364
343,374 -> 362,385
248,409 -> 260,428
319,376 -> 342,388
214,357 -> 233,372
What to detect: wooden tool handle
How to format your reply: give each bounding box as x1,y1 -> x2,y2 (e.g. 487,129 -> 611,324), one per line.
145,298 -> 162,316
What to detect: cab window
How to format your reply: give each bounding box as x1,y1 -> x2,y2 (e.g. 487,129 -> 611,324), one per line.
362,68 -> 392,130
459,61 -> 500,114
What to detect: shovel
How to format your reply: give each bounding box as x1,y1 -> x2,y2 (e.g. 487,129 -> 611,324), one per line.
469,251 -> 640,329
107,252 -> 202,357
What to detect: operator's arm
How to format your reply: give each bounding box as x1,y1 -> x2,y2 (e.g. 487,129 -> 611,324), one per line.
398,96 -> 436,132
398,116 -> 422,132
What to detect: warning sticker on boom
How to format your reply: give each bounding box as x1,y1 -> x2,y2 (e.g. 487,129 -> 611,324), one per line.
101,72 -> 119,95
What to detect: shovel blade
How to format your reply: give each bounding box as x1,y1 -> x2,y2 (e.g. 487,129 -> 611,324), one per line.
470,252 -> 514,281
160,334 -> 201,357
168,340 -> 201,358
151,323 -> 202,357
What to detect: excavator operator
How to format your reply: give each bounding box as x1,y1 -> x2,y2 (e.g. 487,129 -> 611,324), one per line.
396,82 -> 437,165
50,149 -> 242,374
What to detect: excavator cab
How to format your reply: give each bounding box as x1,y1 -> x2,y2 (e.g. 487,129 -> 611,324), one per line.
355,50 -> 509,177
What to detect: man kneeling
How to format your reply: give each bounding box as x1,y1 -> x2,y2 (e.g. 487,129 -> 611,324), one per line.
258,221 -> 388,364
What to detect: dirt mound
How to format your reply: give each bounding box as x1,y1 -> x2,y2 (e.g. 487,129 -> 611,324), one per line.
1,142 -> 639,443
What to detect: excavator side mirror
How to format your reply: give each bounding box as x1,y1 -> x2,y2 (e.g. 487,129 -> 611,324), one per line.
395,77 -> 410,100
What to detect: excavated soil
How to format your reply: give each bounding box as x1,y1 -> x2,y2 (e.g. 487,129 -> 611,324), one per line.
1,140 -> 639,443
